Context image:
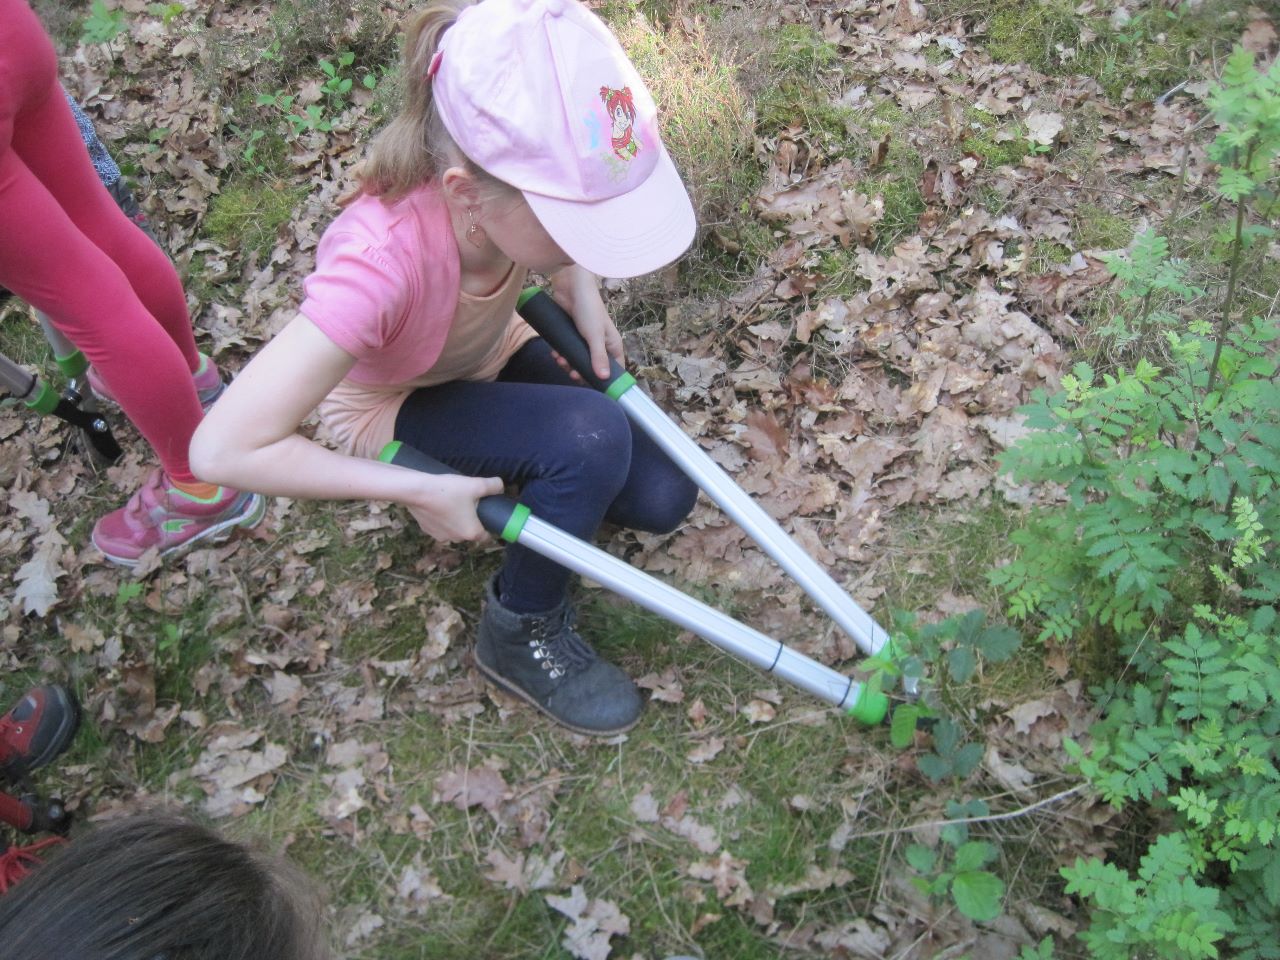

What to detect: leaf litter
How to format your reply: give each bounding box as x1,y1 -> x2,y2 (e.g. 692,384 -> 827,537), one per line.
1,0 -> 1272,955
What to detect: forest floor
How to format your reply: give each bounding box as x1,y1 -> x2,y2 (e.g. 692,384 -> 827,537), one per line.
2,0 -> 1277,957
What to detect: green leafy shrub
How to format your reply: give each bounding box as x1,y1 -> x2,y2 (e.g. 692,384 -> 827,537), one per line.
989,47 -> 1280,958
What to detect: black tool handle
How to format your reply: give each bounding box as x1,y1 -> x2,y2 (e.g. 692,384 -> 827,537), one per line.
516,288 -> 629,394
54,395 -> 123,463
380,441 -> 519,539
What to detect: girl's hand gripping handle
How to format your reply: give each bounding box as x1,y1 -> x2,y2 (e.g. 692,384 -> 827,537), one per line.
516,288 -> 636,398
378,442 -> 529,543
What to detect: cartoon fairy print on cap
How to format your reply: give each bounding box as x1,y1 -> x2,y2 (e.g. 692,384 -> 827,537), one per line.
600,85 -> 640,161
431,0 -> 696,279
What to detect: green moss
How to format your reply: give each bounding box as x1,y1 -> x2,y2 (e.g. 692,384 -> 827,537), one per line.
755,23 -> 859,159
1073,202 -> 1134,251
867,99 -> 908,132
1030,238 -> 1074,271
203,178 -> 305,255
756,82 -> 853,146
771,23 -> 841,75
865,172 -> 925,249
984,2 -> 1075,73
961,112 -> 1031,169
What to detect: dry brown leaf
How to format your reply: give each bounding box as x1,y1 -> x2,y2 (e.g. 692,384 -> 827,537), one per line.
687,736 -> 726,764
629,785 -> 660,823
688,850 -> 753,903
1024,111 -> 1064,147
435,764 -> 510,815
544,886 -> 631,960
344,911 -> 384,948
9,491 -> 53,531
1240,17 -> 1278,54
662,813 -> 721,854
13,528 -> 67,617
983,744 -> 1036,793
397,857 -> 451,913
636,667 -> 685,704
483,848 -> 565,894
187,727 -> 288,818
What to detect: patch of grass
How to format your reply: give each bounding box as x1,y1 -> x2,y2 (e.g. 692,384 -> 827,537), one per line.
613,9 -> 756,230
981,0 -> 1082,74
974,0 -> 1259,101
202,178 -> 305,256
757,84 -> 856,153
256,0 -> 397,91
961,110 -> 1031,169
754,22 -> 861,162
863,170 -> 925,250
877,499 -> 1021,626
684,217 -> 781,296
770,22 -> 841,75
866,98 -> 907,134
0,300 -> 53,369
1028,237 -> 1074,272
812,247 -> 872,299
1073,202 -> 1134,251
28,0 -> 89,47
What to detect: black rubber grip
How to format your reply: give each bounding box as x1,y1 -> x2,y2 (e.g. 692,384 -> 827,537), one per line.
517,289 -> 627,393
385,442 -> 517,538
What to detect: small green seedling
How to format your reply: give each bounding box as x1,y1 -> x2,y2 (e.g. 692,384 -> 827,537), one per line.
906,799 -> 1006,922
82,0 -> 128,44
146,2 -> 184,26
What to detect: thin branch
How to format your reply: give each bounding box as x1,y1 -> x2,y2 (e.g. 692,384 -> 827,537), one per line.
848,784 -> 1089,841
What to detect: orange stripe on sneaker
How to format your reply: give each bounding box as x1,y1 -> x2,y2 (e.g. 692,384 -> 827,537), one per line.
170,480 -> 221,502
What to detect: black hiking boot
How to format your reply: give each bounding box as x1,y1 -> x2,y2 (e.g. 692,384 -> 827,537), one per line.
474,577 -> 642,736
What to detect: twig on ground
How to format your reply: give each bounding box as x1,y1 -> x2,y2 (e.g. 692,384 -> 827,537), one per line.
847,783 -> 1088,842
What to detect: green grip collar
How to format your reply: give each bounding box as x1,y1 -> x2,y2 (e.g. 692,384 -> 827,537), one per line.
846,674 -> 889,725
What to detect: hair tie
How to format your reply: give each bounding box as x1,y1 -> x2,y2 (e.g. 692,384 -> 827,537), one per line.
426,51 -> 443,81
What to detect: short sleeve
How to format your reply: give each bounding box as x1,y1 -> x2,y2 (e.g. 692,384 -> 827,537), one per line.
298,230 -> 410,362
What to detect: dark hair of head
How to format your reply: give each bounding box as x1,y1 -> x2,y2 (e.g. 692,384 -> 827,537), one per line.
0,813 -> 328,960
358,0 -> 510,202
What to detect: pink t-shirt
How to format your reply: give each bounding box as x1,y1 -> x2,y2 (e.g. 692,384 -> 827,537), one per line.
300,185 -> 460,386
299,185 -> 535,458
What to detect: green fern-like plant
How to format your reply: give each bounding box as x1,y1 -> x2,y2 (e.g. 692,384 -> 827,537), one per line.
1062,834 -> 1237,959
990,45 -> 1280,960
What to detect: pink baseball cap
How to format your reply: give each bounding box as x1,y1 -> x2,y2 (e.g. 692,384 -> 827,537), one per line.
432,0 -> 696,279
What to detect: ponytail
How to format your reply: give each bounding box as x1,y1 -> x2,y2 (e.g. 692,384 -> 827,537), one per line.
359,0 -> 501,200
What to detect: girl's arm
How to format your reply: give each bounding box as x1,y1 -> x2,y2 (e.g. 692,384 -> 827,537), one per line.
190,315 -> 503,542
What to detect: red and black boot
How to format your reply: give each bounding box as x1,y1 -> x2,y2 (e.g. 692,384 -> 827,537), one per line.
0,685 -> 80,893
0,685 -> 80,786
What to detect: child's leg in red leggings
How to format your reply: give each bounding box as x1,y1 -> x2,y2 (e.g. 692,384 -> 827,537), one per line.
0,5 -> 202,481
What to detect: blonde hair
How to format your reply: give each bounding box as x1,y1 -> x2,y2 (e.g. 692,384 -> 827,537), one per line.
359,0 -> 509,202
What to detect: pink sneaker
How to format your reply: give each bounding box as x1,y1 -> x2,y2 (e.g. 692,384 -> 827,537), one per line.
87,353 -> 225,411
91,468 -> 265,566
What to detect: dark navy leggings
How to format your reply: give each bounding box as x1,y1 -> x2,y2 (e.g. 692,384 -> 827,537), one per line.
394,338 -> 698,613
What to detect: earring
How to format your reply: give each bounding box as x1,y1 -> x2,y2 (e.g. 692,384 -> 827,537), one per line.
465,207 -> 486,249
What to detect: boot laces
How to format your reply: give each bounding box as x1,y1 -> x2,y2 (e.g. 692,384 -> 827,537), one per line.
526,608 -> 594,680
0,836 -> 64,894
